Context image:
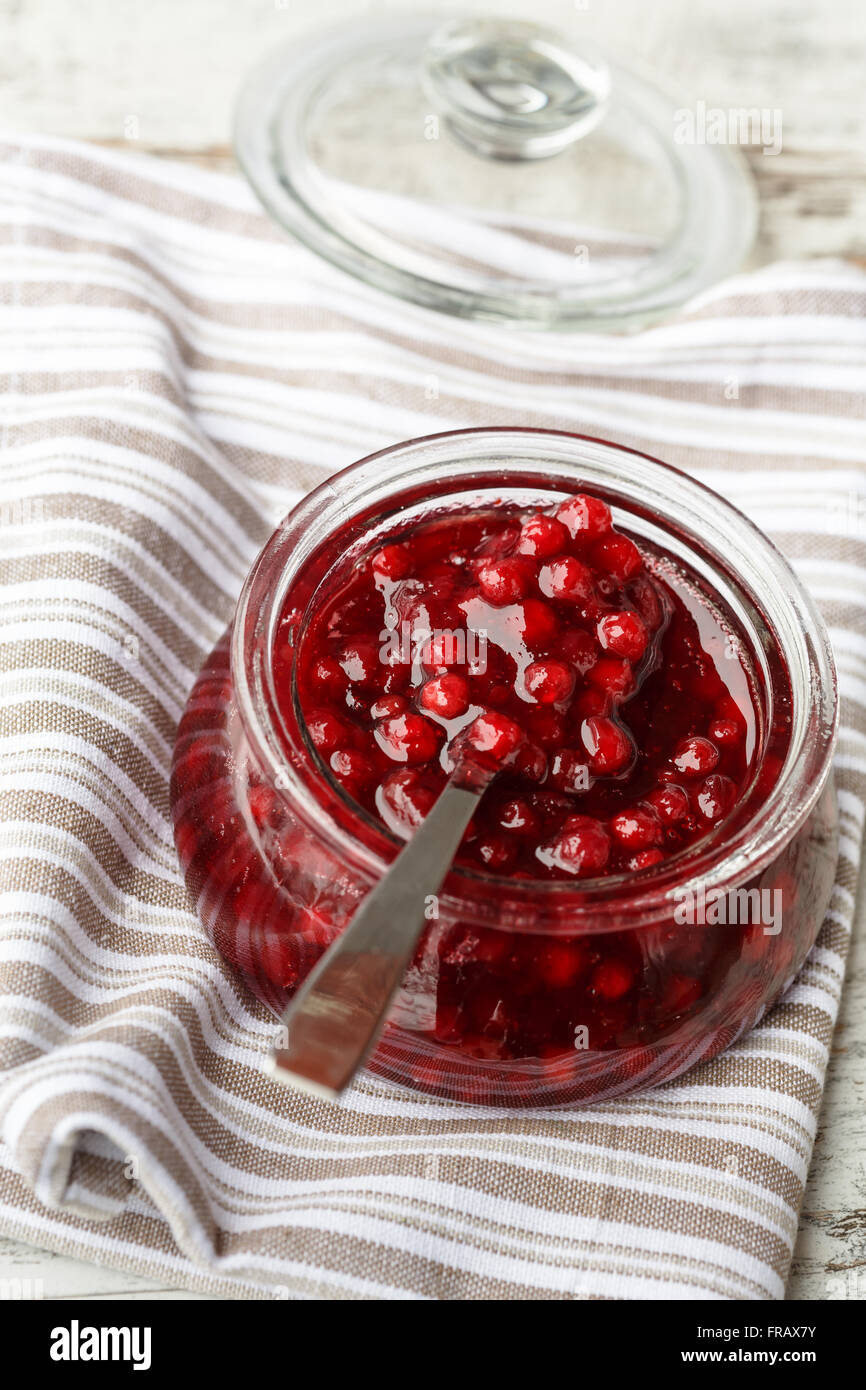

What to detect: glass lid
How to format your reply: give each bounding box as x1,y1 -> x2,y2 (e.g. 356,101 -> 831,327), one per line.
234,14 -> 758,332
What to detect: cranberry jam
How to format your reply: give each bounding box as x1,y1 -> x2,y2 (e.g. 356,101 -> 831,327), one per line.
171,430 -> 838,1107
289,498 -> 761,884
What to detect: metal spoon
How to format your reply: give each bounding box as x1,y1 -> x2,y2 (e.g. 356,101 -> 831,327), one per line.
267,765 -> 494,1100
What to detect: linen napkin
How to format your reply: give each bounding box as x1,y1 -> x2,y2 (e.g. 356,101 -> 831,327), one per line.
0,134 -> 862,1301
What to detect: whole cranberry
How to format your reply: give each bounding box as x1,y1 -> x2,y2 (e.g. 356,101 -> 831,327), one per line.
497,798 -> 541,836
420,631 -> 463,671
597,610 -> 648,661
581,715 -> 634,775
370,693 -> 407,720
540,815 -> 611,876
672,735 -> 719,776
535,939 -> 589,987
474,834 -> 518,872
538,555 -> 593,603
646,783 -> 690,824
330,748 -> 377,785
477,557 -> 534,605
628,849 -> 666,871
306,709 -> 348,755
610,804 -> 662,849
312,654 -> 347,697
465,712 -> 525,763
523,659 -> 575,705
372,543 -> 412,580
517,513 -> 570,558
338,639 -> 382,687
377,768 -> 438,833
587,656 -> 636,700
592,534 -> 643,581
376,713 -> 442,765
696,773 -> 737,822
591,958 -> 635,1000
555,494 -> 612,542
515,598 -> 559,646
708,716 -> 743,745
420,673 -> 470,718
558,628 -> 598,674
511,741 -> 548,782
528,707 -> 565,747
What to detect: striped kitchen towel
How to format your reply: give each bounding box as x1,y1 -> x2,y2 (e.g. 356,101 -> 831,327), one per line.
0,134 -> 862,1301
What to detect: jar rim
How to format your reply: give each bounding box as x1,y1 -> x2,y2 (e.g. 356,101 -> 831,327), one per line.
231,427 -> 838,929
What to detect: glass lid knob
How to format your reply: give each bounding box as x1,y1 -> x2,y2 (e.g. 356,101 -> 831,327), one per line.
422,18 -> 611,161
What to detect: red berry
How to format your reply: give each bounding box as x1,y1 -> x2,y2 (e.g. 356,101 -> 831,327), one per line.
477,557 -> 534,605
708,717 -> 743,745
592,534 -> 643,581
306,709 -> 347,755
475,834 -> 518,872
591,958 -> 634,1000
610,804 -> 662,849
523,659 -> 575,705
630,572 -> 665,630
420,673 -> 470,719
370,693 -> 407,720
376,713 -> 442,765
558,628 -> 598,674
515,598 -> 559,646
538,556 -> 593,603
312,654 -> 347,697
581,715 -> 633,775
377,768 -> 437,833
464,712 -> 525,763
517,513 -> 570,558
587,656 -> 635,700
528,707 -> 565,747
672,735 -> 719,776
628,849 -> 666,871
372,543 -> 412,580
571,687 -> 608,721
536,939 -> 588,987
511,741 -> 548,782
497,798 -> 540,836
696,773 -> 737,822
556,493 -> 612,541
597,610 -> 648,661
330,748 -> 376,785
646,783 -> 690,824
339,639 -> 381,687
540,815 -> 611,876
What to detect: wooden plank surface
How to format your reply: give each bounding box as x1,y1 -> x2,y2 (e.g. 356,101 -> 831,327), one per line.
0,0 -> 864,1302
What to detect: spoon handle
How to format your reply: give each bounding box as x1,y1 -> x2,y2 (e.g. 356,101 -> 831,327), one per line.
268,778 -> 484,1100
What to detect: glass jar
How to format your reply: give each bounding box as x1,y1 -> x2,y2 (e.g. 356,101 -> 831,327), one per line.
170,428 -> 838,1107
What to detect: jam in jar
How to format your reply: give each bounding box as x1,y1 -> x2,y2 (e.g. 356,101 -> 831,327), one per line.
171,429 -> 838,1106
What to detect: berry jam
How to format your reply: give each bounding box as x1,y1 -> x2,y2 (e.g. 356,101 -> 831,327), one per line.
287,497 -> 760,883
170,436 -> 837,1109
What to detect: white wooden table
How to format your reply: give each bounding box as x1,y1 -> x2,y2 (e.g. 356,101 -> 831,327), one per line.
0,0 -> 864,1301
